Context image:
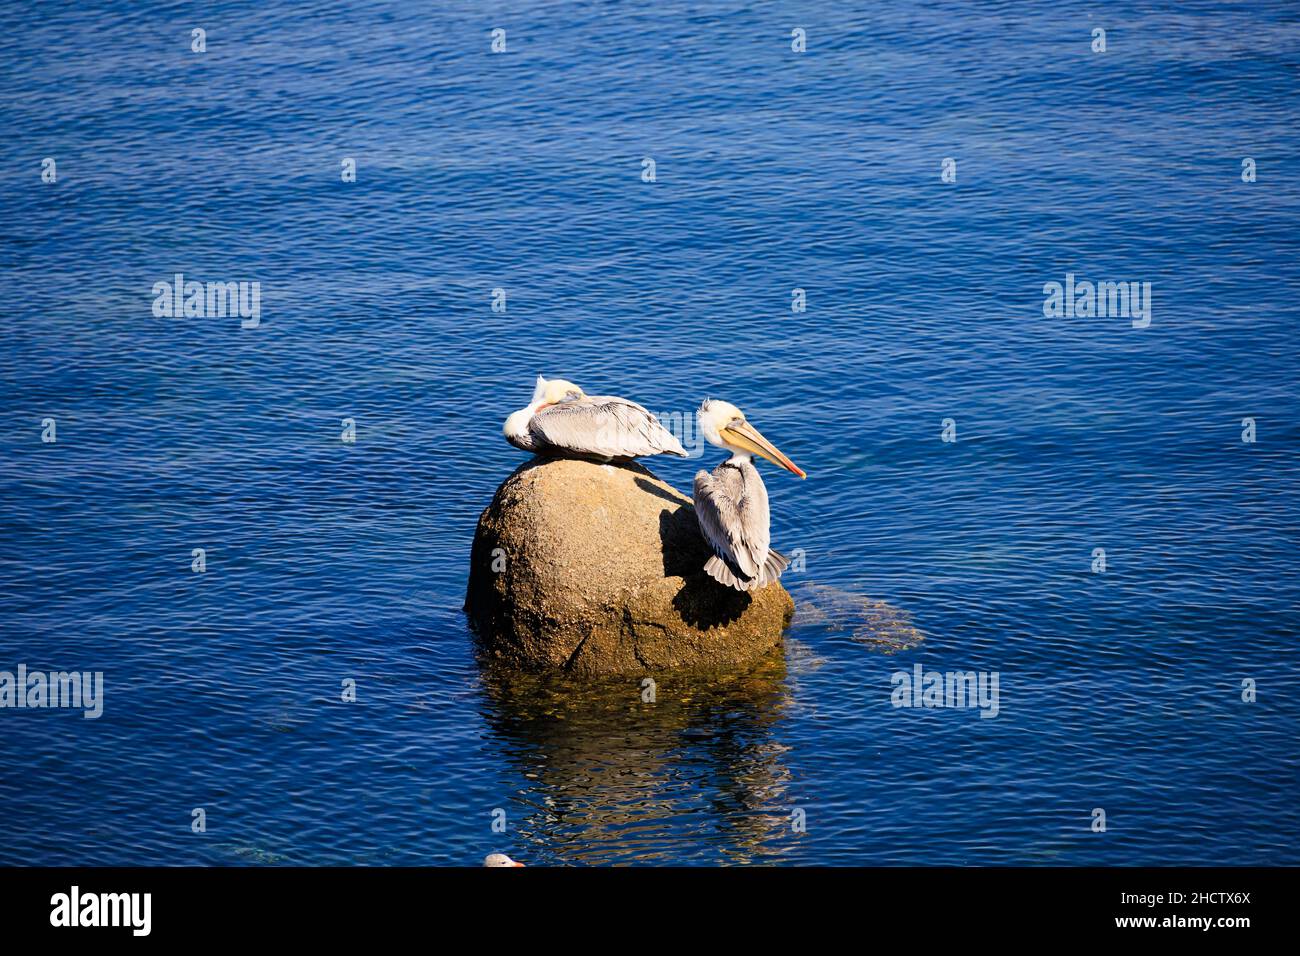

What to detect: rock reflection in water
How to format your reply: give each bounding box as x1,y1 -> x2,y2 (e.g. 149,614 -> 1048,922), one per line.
474,650 -> 797,865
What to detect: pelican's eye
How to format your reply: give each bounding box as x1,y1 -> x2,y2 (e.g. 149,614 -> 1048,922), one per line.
564,390 -> 581,401
729,417 -> 744,428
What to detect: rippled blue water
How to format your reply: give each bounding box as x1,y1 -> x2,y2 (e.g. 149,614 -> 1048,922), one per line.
1,1 -> 1298,866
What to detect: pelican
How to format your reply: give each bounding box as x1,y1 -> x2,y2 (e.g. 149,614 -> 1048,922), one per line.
693,399 -> 805,591
483,852 -> 524,867
504,376 -> 687,461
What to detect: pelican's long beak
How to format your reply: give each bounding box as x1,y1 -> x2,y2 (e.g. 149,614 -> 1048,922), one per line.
723,421 -> 806,478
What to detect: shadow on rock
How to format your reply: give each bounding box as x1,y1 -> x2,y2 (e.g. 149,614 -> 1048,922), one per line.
655,504 -> 753,629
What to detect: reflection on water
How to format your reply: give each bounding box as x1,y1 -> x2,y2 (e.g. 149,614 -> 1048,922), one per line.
475,651 -> 799,865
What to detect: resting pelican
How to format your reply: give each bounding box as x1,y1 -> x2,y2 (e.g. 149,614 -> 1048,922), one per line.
694,399 -> 805,591
484,852 -> 525,867
504,376 -> 687,461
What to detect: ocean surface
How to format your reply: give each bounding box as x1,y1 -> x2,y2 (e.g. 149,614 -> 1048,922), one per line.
1,1 -> 1297,866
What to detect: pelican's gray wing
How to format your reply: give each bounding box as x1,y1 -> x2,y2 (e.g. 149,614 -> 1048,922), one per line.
529,395 -> 687,459
693,463 -> 788,591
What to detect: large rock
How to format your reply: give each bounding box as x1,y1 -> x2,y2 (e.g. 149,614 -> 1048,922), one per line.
465,457 -> 794,675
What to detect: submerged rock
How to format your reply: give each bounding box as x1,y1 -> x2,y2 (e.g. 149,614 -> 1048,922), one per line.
465,457 -> 794,675
791,583 -> 925,653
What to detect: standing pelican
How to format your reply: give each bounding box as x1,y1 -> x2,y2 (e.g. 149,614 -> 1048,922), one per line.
693,399 -> 805,591
504,376 -> 687,460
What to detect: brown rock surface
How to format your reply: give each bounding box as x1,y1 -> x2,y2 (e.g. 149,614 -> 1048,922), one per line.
465,457 -> 794,675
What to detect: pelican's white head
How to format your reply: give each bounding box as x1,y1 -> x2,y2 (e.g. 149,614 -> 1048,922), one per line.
697,399 -> 805,478
505,376 -> 586,445
484,852 -> 524,867
697,399 -> 743,448
530,375 -> 584,407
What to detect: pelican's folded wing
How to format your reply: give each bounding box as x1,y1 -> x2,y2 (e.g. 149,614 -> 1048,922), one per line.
693,469 -> 761,580
530,396 -> 687,458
